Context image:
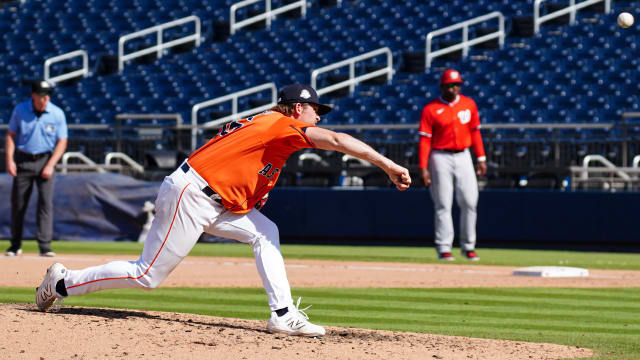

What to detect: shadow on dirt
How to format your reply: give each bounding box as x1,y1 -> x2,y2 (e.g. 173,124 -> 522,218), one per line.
21,305 -> 270,334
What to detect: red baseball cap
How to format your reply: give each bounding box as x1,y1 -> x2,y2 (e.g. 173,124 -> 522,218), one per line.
440,69 -> 463,85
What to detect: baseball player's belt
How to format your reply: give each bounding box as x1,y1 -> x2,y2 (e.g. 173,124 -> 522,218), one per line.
434,148 -> 465,154
180,162 -> 223,204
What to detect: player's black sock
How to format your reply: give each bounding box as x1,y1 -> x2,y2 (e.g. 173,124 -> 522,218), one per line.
56,279 -> 68,297
275,307 -> 289,317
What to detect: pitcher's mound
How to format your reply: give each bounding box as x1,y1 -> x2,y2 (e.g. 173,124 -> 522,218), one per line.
1,303 -> 592,360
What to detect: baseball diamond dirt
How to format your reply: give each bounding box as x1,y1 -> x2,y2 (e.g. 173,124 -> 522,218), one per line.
5,253 -> 637,359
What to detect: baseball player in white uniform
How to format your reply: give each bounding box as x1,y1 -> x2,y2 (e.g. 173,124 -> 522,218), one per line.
34,83 -> 411,337
419,69 -> 487,261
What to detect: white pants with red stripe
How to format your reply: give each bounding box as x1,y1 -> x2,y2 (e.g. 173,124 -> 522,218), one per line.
428,149 -> 479,253
63,164 -> 293,311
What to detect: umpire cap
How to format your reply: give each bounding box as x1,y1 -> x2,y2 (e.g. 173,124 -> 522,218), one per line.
277,83 -> 332,115
32,80 -> 53,96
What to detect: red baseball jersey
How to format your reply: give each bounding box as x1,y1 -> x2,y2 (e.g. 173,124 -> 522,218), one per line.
188,111 -> 315,213
418,94 -> 486,168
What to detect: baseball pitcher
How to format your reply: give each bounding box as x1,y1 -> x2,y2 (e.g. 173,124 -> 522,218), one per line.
35,83 -> 411,337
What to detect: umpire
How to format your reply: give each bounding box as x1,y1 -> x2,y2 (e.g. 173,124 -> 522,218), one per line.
4,80 -> 68,257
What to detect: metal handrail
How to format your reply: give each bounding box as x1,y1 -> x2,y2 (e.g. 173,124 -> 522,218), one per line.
0,124 -> 110,130
230,0 -> 306,35
190,82 -> 277,149
298,152 -> 323,167
342,154 -> 371,167
632,155 -> 640,180
57,152 -> 144,174
0,121 -> 614,132
59,152 -> 105,174
534,0 -> 611,34
311,47 -> 393,97
118,15 -> 201,72
569,166 -> 640,191
104,152 -> 145,173
426,12 -> 504,69
580,154 -> 630,181
44,50 -> 89,84
320,122 -> 613,131
622,112 -> 640,119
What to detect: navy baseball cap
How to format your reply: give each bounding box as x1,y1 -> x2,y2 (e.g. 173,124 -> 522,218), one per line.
31,80 -> 53,96
277,83 -> 332,115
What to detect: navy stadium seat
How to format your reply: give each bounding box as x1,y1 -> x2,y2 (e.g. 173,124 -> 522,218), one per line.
0,0 -> 637,168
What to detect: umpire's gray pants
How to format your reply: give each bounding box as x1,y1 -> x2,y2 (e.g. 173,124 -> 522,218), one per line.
10,152 -> 54,253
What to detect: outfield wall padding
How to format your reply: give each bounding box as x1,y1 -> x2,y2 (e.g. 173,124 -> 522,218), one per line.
0,173 -> 159,241
263,188 -> 639,245
0,174 -> 636,245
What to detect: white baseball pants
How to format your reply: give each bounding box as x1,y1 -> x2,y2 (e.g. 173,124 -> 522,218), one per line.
428,149 -> 479,253
63,162 -> 294,311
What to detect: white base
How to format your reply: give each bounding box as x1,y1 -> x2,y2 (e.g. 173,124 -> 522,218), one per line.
513,266 -> 589,278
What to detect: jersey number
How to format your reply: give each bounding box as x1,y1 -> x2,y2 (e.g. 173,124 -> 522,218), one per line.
217,116 -> 255,137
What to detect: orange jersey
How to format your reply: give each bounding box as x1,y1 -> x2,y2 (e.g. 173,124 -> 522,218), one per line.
188,111 -> 315,213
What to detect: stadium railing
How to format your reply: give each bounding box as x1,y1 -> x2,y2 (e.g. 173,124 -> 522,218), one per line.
57,151 -> 145,175
104,152 -> 145,174
425,11 -> 505,69
322,122 -> 613,131
569,154 -> 640,191
191,82 -> 277,150
58,152 -> 104,174
230,0 -> 306,35
118,15 -> 201,73
311,47 -> 393,97
44,50 -> 89,85
533,0 -> 611,34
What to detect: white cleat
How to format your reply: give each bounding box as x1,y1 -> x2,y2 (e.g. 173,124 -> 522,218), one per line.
4,249 -> 22,256
36,263 -> 67,312
267,297 -> 326,337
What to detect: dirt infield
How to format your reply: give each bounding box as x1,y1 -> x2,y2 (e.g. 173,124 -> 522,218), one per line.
3,253 -> 640,289
4,253 -> 633,359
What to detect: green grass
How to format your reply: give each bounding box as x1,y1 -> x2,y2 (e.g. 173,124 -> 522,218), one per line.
2,239 -> 639,270
3,286 -> 639,359
2,239 -> 640,359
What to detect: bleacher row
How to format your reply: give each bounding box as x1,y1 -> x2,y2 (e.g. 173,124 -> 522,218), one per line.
0,0 -> 639,185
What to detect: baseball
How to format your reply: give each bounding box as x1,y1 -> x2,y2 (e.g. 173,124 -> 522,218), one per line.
617,12 -> 634,28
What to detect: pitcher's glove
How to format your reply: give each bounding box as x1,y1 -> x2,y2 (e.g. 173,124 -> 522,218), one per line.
254,193 -> 269,211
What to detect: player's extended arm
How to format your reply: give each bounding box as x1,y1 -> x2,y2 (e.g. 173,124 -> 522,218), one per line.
305,127 -> 411,190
